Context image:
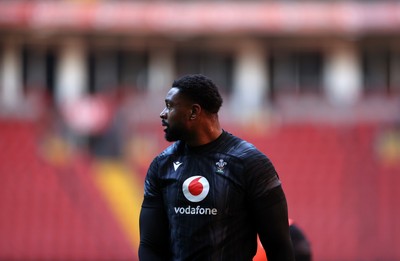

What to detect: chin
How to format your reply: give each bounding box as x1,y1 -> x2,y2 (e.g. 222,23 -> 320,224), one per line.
165,131 -> 183,142
165,133 -> 177,142
164,128 -> 184,142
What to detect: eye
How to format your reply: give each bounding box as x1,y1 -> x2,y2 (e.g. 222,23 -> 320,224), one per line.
165,102 -> 172,109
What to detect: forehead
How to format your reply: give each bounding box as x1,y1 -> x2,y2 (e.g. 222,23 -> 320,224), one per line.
165,87 -> 183,102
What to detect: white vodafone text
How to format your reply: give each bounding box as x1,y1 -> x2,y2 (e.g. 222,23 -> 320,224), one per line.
174,205 -> 218,215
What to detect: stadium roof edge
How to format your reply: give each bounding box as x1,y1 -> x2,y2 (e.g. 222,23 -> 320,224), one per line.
0,1 -> 400,36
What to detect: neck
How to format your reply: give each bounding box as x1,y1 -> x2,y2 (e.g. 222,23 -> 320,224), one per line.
185,116 -> 222,147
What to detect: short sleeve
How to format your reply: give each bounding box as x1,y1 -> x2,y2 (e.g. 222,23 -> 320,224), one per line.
245,151 -> 281,201
143,157 -> 163,201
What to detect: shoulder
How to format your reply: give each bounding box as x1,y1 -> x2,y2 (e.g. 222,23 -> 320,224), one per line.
149,141 -> 185,169
223,132 -> 265,159
157,140 -> 184,159
224,132 -> 280,189
224,132 -> 276,176
145,141 -> 184,186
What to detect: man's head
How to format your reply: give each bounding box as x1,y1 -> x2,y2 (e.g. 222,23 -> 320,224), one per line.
160,74 -> 223,142
172,74 -> 223,114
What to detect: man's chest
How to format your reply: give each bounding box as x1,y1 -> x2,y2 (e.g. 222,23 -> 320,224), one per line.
160,154 -> 246,216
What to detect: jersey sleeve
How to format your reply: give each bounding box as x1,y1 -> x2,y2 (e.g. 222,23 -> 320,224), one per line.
143,157 -> 162,198
245,151 -> 295,261
139,157 -> 172,260
245,150 -> 281,197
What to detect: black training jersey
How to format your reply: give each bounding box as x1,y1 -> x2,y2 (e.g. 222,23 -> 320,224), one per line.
143,131 -> 281,261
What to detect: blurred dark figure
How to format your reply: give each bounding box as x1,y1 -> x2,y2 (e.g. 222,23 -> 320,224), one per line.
254,219 -> 312,261
289,221 -> 312,261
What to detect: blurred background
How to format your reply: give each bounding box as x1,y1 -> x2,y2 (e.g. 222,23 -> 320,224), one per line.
1,0 -> 400,260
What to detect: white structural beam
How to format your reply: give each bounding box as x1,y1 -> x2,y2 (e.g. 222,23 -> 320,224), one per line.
147,45 -> 175,94
232,40 -> 268,118
55,38 -> 87,105
324,41 -> 362,106
0,38 -> 23,108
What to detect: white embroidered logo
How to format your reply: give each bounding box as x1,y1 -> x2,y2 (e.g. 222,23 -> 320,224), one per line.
216,159 -> 227,173
173,161 -> 183,171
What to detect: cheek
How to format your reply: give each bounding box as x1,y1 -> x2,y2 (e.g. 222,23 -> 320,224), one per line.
169,109 -> 189,121
167,111 -> 180,125
169,112 -> 190,128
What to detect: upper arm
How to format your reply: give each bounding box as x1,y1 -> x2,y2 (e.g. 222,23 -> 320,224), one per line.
139,159 -> 172,260
253,186 -> 294,261
139,197 -> 171,260
245,153 -> 295,261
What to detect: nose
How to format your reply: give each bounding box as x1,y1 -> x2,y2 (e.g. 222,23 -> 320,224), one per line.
160,107 -> 167,119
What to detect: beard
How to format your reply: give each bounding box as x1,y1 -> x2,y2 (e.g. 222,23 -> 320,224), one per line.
164,125 -> 185,142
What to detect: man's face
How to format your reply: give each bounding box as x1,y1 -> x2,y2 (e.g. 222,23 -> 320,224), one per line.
160,88 -> 192,142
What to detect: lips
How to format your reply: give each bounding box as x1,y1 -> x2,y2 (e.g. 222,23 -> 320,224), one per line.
162,121 -> 168,131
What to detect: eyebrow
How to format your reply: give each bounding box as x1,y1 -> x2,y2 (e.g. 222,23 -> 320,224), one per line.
165,99 -> 176,107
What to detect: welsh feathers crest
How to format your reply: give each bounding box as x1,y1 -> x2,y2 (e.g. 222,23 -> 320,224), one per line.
216,159 -> 227,173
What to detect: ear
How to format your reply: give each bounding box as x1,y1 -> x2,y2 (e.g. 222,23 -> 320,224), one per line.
190,104 -> 201,120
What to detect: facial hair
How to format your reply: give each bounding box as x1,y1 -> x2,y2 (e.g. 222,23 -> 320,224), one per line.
164,124 -> 185,142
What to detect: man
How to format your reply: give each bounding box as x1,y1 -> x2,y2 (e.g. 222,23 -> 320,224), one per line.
139,74 -> 294,261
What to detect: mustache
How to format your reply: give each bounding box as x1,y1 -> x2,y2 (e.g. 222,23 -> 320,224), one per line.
162,120 -> 168,127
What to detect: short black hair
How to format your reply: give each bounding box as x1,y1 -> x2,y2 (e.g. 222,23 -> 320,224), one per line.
172,74 -> 223,114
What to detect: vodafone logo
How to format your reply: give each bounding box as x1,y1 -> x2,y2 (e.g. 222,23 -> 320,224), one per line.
182,176 -> 210,202
175,176 -> 217,215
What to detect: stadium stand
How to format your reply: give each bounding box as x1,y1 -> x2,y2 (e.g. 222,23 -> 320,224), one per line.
1,117 -> 399,260
0,120 -> 137,261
